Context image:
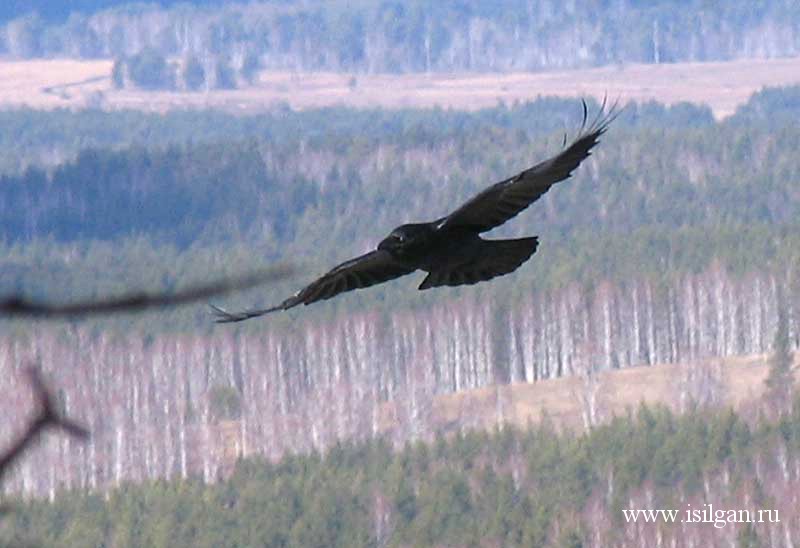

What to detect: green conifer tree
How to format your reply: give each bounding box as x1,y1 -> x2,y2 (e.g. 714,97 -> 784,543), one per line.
765,304 -> 794,415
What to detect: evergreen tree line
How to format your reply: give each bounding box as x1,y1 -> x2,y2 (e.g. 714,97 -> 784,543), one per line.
0,96 -> 796,249
1,222 -> 798,335
4,394 -> 800,547
1,0 -> 798,75
1,85 -> 794,178
0,95 -> 718,175
1,91 -> 799,331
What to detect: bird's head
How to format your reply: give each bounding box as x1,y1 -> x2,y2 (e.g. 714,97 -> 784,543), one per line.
378,223 -> 431,254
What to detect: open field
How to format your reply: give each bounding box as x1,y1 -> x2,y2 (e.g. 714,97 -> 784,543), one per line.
378,353 -> 800,436
0,57 -> 799,117
180,353 -> 796,476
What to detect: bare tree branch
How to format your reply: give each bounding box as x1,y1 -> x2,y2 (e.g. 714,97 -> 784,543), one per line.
0,367 -> 89,485
0,265 -> 295,537
0,265 -> 294,319
0,262 -> 295,512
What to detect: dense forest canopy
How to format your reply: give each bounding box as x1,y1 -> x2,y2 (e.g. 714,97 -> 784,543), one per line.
0,97 -> 716,175
4,84 -> 797,178
0,89 -> 799,331
0,98 -> 724,246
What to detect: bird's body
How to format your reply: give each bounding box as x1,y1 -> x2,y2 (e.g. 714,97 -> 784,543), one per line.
212,102 -> 617,323
379,222 -> 539,289
381,222 -> 481,272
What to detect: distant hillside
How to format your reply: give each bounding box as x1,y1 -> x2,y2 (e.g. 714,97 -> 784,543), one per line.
379,354 -> 787,437
0,73 -> 798,517
0,297 -> 795,500
4,352 -> 800,548
1,1 -> 798,75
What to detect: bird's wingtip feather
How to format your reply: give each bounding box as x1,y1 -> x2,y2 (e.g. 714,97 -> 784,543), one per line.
209,304 -> 246,323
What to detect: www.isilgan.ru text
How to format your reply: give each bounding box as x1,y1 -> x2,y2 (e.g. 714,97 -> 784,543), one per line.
623,504 -> 779,529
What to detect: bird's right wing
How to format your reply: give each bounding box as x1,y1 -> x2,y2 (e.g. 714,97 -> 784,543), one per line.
211,250 -> 415,323
440,100 -> 619,233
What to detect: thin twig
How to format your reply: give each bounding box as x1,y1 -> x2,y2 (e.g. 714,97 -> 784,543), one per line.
0,265 -> 294,319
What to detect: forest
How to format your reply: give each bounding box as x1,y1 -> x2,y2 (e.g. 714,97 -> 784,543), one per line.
3,389 -> 800,547
0,0 -> 798,87
0,97 -> 714,175
0,2 -> 797,545
0,76 -> 797,548
0,91 -> 797,325
0,87 -> 798,505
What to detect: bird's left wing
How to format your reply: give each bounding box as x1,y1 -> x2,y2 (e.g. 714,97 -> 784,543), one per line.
441,101 -> 618,233
212,250 -> 415,323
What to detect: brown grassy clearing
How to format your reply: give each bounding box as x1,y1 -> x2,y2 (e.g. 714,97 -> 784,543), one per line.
377,353 -> 800,436
0,57 -> 799,117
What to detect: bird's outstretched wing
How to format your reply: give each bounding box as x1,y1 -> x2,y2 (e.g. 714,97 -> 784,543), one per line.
441,100 -> 619,233
211,250 -> 415,323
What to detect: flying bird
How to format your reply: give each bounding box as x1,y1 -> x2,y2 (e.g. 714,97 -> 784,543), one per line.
212,101 -> 617,323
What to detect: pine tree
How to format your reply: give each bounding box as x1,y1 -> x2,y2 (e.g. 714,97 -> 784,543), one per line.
765,304 -> 794,415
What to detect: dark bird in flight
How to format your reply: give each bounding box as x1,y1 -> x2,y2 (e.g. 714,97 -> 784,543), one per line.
212,102 -> 617,323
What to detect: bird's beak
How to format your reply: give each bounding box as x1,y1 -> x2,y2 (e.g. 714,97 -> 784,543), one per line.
378,235 -> 400,252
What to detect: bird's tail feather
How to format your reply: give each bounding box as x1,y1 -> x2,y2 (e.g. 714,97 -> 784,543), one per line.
419,237 -> 539,290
